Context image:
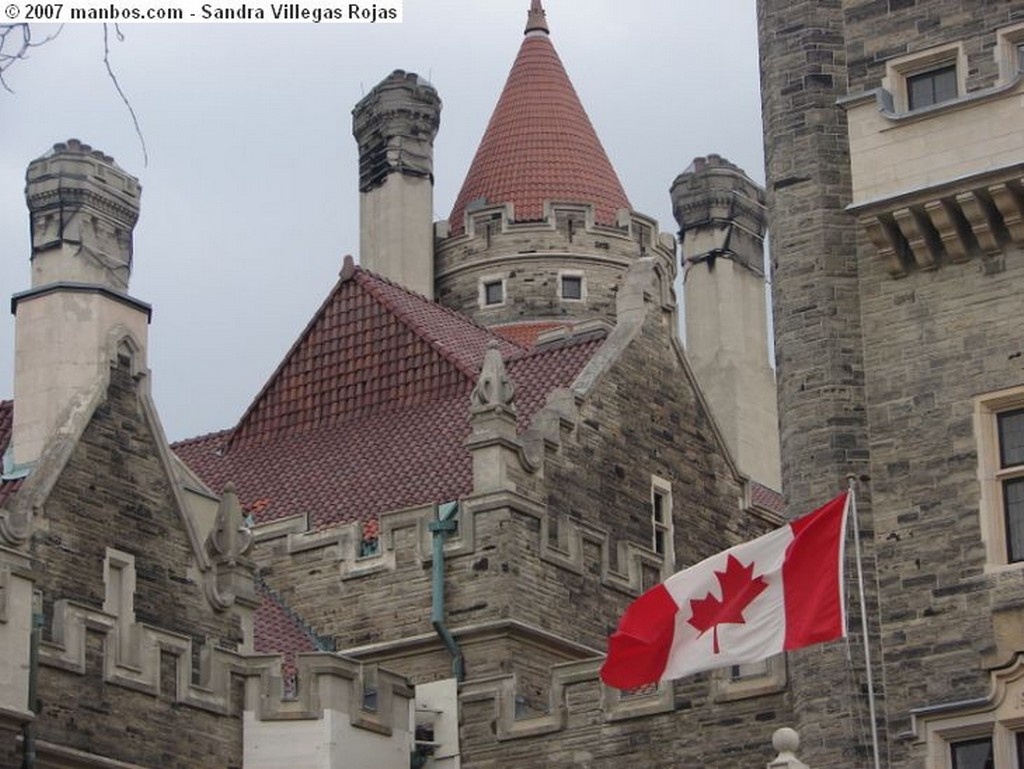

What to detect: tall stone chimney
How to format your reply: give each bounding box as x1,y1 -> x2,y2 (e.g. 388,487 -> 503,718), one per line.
10,139 -> 149,468
671,155 -> 781,490
352,70 -> 441,299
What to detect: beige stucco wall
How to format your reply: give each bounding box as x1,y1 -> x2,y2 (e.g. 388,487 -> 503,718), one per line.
845,78 -> 1024,206
244,707 -> 412,769
0,566 -> 33,719
359,175 -> 434,299
683,241 -> 780,490
12,290 -> 149,466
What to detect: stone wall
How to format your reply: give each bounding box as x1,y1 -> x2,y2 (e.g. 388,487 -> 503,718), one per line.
435,203 -> 675,327
253,266 -> 795,767
28,356 -> 245,768
760,1 -> 1024,767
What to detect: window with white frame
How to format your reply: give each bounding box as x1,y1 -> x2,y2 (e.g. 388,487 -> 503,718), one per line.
479,276 -> 506,308
907,65 -> 958,110
559,271 -> 584,301
996,24 -> 1024,82
914,658 -> 1024,769
949,737 -> 995,769
974,387 -> 1024,568
650,477 -> 674,572
884,43 -> 964,112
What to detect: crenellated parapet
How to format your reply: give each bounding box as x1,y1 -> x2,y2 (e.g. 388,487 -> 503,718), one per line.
435,202 -> 676,327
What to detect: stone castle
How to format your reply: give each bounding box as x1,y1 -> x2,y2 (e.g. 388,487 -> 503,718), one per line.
1,1 -> 1023,768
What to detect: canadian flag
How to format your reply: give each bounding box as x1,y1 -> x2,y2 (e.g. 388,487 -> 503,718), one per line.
600,492 -> 849,689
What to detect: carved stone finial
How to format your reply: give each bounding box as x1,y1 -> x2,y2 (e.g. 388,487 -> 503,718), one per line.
471,341 -> 516,411
207,483 -> 254,565
768,728 -> 809,769
525,0 -> 548,35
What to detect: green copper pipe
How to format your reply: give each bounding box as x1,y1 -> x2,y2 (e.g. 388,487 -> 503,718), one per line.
429,502 -> 464,681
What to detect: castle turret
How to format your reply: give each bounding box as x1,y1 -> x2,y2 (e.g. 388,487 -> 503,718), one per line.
11,140 -> 150,468
352,69 -> 441,299
435,0 -> 675,329
672,155 -> 780,489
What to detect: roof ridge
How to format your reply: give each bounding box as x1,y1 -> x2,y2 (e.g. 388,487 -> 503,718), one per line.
224,274 -> 351,451
354,267 -> 525,377
170,427 -> 231,450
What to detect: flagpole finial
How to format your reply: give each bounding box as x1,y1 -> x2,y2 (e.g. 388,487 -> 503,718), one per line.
525,0 -> 549,35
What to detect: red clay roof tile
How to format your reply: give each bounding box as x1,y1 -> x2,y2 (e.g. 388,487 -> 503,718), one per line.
448,15 -> 630,234
173,266 -> 604,531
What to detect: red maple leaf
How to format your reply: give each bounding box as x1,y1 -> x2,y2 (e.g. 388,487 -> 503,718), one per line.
687,555 -> 769,654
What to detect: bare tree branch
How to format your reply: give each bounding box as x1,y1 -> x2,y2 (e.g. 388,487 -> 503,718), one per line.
0,23 -> 63,93
102,24 -> 148,166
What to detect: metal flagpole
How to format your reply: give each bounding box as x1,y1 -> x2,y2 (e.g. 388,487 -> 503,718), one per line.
847,475 -> 882,769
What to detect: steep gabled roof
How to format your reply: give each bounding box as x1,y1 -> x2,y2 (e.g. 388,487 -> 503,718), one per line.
227,258 -> 522,449
448,1 -> 630,233
174,263 -> 605,530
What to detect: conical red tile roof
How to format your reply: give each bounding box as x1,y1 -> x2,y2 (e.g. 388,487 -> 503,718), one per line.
448,2 -> 630,233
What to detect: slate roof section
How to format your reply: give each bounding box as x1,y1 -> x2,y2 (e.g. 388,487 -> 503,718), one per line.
0,401 -> 18,508
174,264 -> 604,531
447,5 -> 630,234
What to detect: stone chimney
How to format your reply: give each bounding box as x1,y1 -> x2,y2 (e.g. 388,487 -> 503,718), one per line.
10,140 -> 150,468
671,155 -> 781,490
352,70 -> 441,299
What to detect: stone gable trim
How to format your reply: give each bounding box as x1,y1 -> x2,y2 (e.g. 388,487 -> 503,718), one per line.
0,337 -> 255,615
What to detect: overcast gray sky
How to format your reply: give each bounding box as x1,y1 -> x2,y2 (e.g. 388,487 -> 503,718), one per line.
1,1 -> 763,441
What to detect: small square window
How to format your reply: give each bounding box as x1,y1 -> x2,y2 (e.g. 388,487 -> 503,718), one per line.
484,280 -> 504,306
907,65 -> 958,110
1017,42 -> 1024,73
561,275 -> 583,300
951,737 -> 994,769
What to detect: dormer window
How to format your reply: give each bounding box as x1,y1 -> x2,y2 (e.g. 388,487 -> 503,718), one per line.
907,64 -> 957,110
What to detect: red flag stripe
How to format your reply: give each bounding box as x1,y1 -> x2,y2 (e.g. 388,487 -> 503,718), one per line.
783,492 -> 849,648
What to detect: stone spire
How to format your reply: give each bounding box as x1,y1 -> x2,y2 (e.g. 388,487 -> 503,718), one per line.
525,0 -> 548,35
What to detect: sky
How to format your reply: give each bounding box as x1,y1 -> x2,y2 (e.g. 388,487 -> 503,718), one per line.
0,1 -> 765,442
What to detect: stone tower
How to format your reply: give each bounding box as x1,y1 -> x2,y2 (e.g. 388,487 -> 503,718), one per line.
435,0 -> 675,329
672,155 -> 780,490
11,139 -> 150,468
352,69 -> 441,299
760,2 -> 1024,768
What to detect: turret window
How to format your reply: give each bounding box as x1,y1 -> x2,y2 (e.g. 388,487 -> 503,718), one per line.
479,276 -> 507,308
558,271 -> 585,302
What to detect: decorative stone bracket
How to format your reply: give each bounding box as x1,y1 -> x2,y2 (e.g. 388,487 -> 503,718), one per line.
855,174 -> 1024,277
